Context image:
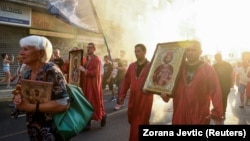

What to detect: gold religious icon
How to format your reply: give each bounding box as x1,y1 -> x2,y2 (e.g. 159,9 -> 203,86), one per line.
143,40 -> 195,97
21,79 -> 53,104
68,49 -> 84,86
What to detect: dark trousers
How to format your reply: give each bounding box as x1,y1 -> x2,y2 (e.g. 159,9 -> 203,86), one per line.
222,89 -> 231,116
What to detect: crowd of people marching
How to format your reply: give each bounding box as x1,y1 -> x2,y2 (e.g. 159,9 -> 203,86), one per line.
1,36 -> 250,141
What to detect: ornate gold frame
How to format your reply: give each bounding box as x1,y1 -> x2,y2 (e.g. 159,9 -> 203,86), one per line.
21,79 -> 53,104
68,49 -> 84,86
143,41 -> 187,96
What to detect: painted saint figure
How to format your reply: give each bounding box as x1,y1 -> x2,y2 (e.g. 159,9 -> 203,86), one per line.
153,51 -> 174,86
71,57 -> 80,83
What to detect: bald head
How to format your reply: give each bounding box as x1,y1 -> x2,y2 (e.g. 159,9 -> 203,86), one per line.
215,53 -> 222,63
54,49 -> 61,57
185,40 -> 202,65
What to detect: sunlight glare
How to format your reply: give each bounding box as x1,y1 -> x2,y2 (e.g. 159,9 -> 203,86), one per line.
145,0 -> 250,61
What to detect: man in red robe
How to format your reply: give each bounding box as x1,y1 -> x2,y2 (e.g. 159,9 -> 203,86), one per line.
79,43 -> 106,129
114,44 -> 153,141
161,40 -> 224,124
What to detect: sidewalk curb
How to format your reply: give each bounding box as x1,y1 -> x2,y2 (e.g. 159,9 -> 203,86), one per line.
0,89 -> 13,102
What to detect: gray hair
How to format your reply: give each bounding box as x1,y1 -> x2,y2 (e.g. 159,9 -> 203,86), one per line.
20,35 -> 53,63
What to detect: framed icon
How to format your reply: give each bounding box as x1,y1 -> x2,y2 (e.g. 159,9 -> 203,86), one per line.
143,41 -> 189,97
68,49 -> 83,86
21,79 -> 53,104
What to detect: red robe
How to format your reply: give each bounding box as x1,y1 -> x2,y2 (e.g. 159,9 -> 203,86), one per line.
171,62 -> 223,124
118,62 -> 153,141
81,56 -> 105,121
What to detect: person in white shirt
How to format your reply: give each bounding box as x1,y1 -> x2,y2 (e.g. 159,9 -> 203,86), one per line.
236,57 -> 250,108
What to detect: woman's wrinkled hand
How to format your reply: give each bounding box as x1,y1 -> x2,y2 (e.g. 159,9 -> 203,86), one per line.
14,96 -> 30,111
13,94 -> 22,105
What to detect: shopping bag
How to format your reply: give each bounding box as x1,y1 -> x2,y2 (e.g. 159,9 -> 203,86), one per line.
53,84 -> 94,140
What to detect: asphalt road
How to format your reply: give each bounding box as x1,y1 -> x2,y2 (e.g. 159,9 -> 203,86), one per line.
1,85 -> 250,141
0,86 -> 130,141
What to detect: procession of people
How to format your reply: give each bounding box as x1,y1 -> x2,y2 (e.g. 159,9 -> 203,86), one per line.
1,37 -> 250,141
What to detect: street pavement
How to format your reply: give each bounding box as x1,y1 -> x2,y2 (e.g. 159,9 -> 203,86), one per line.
0,84 -> 130,141
0,84 -> 250,141
150,87 -> 250,125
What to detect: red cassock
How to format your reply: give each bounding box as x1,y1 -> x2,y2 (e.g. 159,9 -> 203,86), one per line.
172,63 -> 223,124
81,56 -> 105,121
118,62 -> 153,141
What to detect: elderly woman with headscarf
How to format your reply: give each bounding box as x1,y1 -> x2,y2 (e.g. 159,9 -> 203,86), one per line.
13,35 -> 70,141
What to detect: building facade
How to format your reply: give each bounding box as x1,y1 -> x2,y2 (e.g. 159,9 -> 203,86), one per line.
0,0 -> 104,78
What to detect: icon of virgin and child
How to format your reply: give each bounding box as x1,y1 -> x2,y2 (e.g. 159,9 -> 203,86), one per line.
71,56 -> 80,83
152,51 -> 174,87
